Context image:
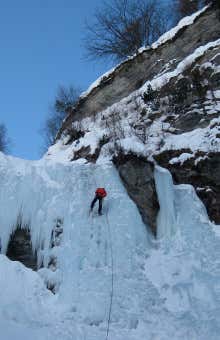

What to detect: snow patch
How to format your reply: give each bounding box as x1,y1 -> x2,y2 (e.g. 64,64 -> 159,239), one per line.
152,6 -> 209,49
169,152 -> 194,165
75,6 -> 210,103
142,38 -> 220,92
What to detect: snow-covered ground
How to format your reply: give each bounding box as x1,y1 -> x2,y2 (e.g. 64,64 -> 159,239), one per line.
0,152 -> 220,340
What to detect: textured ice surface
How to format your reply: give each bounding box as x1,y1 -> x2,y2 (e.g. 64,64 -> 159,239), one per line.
0,153 -> 220,339
155,166 -> 176,239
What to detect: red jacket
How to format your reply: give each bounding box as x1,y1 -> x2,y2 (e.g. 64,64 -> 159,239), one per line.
95,188 -> 107,198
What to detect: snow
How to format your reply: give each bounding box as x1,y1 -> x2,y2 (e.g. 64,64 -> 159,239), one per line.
151,166 -> 220,335
80,65 -> 118,99
163,117 -> 220,153
0,255 -> 56,340
152,6 -> 209,49
141,38 -> 220,93
48,72 -> 220,164
0,150 -> 220,339
0,154 -> 152,339
119,136 -> 146,154
169,152 -> 194,165
76,6 -> 209,104
47,37 -> 220,170
0,6 -> 220,337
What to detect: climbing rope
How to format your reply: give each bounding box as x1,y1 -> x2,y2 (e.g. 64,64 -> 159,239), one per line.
105,205 -> 114,340
93,171 -> 114,340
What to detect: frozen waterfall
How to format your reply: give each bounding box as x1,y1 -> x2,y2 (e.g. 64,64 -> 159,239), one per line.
0,152 -> 219,340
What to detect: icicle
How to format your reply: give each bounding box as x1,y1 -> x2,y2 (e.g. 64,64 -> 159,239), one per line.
154,166 -> 177,239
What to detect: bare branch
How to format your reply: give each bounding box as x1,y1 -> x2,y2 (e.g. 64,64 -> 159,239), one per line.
40,85 -> 81,150
83,0 -> 170,62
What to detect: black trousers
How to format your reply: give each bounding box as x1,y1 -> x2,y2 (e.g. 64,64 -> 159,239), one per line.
91,195 -> 103,214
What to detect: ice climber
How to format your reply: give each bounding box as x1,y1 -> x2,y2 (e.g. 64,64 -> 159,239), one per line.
90,188 -> 107,215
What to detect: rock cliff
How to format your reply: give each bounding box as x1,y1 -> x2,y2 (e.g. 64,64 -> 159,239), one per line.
58,4 -> 220,136
51,4 -> 220,236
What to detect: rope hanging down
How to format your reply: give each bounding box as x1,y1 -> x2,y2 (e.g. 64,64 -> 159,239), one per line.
105,207 -> 114,340
93,173 -> 114,340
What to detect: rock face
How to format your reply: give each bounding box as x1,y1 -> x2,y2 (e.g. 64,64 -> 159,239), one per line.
6,228 -> 37,270
154,150 -> 220,224
114,154 -> 159,236
59,4 -> 220,137
156,44 -> 220,132
54,4 -> 220,236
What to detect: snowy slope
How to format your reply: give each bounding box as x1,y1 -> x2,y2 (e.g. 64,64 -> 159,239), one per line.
0,152 -> 220,339
0,255 -> 56,340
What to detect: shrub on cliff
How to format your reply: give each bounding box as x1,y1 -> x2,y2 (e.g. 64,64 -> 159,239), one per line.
0,123 -> 10,153
41,85 -> 80,150
84,0 -> 169,62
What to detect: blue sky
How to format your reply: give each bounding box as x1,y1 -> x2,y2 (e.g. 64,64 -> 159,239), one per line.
0,0 -> 108,159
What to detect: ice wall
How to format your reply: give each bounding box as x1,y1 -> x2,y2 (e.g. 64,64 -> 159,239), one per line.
154,165 -> 177,239
0,150 -> 220,340
0,152 -> 81,266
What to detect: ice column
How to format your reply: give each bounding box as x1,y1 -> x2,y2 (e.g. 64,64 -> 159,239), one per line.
154,166 -> 177,239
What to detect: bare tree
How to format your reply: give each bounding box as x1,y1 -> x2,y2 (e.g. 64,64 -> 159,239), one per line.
212,0 -> 220,10
174,0 -> 200,22
41,85 -> 80,150
0,123 -> 10,153
84,0 -> 169,62
202,0 -> 218,6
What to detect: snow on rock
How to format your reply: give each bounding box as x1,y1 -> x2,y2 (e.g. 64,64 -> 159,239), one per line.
80,65 -> 119,99
162,117 -> 220,153
73,6 -> 210,104
48,33 -> 220,167
141,38 -> 220,92
1,7 -> 220,336
152,6 -> 209,49
169,152 -> 194,165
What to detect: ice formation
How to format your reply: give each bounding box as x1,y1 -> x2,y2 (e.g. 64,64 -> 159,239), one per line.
0,150 -> 220,339
0,5 -> 219,338
154,166 -> 176,239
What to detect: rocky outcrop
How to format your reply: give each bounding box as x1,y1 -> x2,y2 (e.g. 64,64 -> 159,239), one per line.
6,228 -> 37,270
112,42 -> 220,229
154,150 -> 220,224
53,4 -> 220,236
114,147 -> 220,232
113,154 -> 159,236
153,44 -> 220,133
72,145 -> 100,163
59,4 -> 220,138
